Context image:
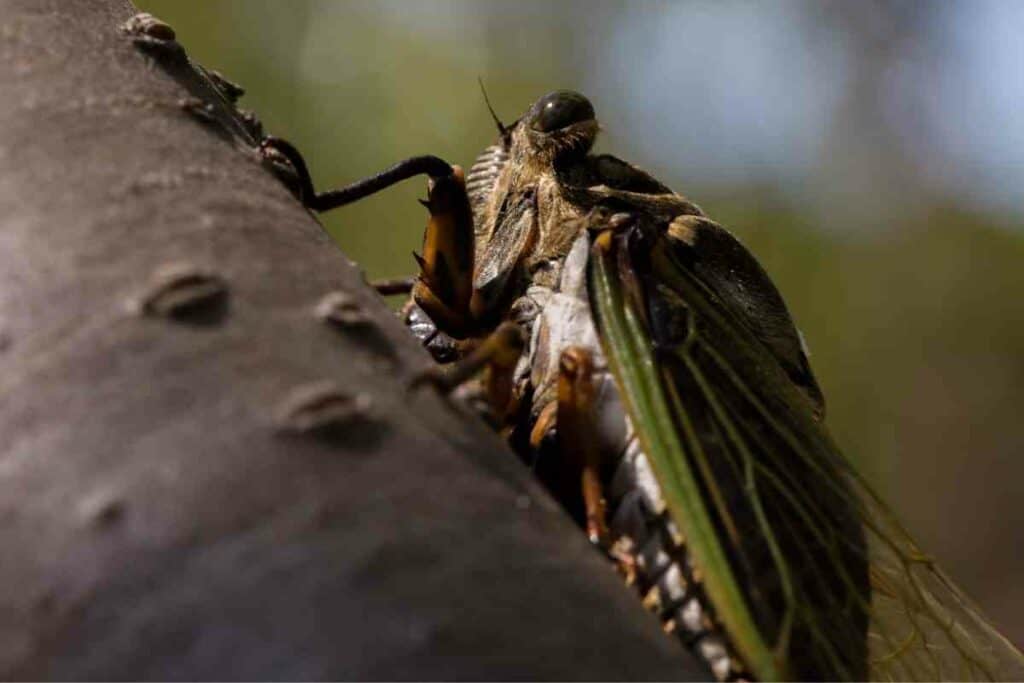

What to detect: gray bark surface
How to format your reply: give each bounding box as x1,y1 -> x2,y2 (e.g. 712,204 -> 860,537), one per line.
0,0 -> 705,679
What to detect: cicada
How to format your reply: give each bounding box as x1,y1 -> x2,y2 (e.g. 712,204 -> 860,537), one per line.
263,90 -> 1024,681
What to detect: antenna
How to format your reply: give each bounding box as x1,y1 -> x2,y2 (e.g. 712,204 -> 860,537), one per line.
477,77 -> 508,139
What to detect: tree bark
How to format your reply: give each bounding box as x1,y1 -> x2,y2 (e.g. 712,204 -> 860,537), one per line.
0,0 -> 704,679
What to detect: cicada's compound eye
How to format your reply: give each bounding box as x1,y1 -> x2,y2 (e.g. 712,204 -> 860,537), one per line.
530,90 -> 596,133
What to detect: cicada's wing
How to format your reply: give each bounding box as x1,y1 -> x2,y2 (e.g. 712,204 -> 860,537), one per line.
853,475 -> 1024,681
586,219 -> 1024,681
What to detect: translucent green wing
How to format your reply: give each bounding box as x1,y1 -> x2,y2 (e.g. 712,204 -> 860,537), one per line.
853,476 -> 1024,681
586,220 -> 1024,681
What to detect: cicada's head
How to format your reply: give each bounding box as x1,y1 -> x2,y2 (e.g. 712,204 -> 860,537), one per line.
514,90 -> 599,167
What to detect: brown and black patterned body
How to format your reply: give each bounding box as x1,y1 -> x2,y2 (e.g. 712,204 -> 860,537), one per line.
398,91 -> 866,680
264,86 -> 1024,682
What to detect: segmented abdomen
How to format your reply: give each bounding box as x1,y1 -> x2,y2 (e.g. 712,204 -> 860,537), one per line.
608,430 -> 739,681
512,234 -> 743,680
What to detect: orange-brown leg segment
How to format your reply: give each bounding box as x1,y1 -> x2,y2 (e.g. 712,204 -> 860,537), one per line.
410,168 -> 477,339
260,136 -> 478,340
557,346 -> 611,548
529,401 -> 558,450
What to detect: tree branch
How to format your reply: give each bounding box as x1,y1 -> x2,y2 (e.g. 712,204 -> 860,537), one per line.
0,0 -> 705,679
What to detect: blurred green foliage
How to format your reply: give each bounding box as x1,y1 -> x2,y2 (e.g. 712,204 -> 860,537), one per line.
137,0 -> 1024,644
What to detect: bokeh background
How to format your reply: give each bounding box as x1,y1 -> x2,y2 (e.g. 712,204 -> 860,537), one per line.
137,0 -> 1024,645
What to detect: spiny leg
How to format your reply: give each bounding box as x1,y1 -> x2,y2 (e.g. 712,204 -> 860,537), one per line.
262,135 -> 478,340
409,170 -> 477,338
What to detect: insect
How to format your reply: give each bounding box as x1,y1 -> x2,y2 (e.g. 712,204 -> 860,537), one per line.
262,90 -> 1024,681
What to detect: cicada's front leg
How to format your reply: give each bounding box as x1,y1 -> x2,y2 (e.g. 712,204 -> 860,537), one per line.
409,169 -> 477,339
260,136 -> 480,341
262,136 -> 524,426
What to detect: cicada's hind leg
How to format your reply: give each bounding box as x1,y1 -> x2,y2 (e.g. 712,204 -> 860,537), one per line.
261,136 -> 479,341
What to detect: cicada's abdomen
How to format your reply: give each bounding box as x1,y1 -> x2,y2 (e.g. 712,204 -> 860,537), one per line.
609,429 -> 739,680
508,234 -> 744,681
